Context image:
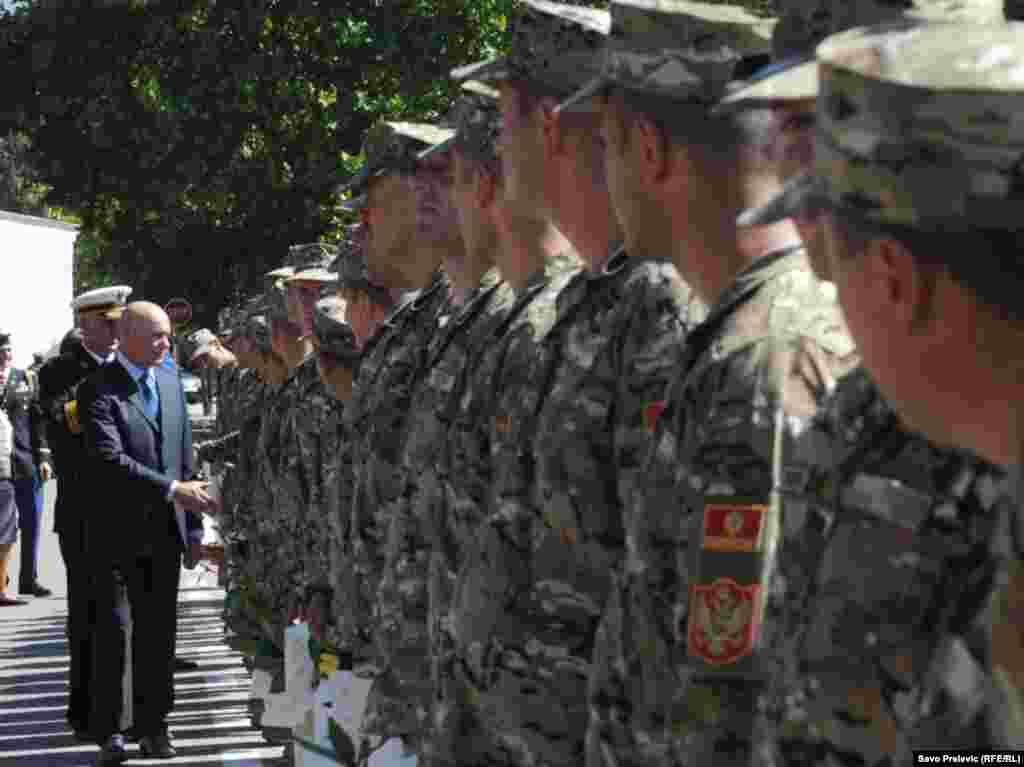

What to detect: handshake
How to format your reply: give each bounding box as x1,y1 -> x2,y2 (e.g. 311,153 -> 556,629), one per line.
172,478 -> 221,515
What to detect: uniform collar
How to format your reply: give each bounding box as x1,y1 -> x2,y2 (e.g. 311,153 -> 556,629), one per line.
82,345 -> 114,366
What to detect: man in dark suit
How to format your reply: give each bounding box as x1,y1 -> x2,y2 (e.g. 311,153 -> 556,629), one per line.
37,287 -> 132,739
0,332 -> 54,598
80,301 -> 214,763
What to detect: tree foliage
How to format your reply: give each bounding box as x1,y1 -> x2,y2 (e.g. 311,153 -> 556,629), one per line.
1,0 -> 777,324
0,0 -> 534,324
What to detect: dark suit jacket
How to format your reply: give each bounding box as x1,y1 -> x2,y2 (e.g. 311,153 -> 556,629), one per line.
79,358 -> 202,558
38,345 -> 103,534
1,367 -> 48,483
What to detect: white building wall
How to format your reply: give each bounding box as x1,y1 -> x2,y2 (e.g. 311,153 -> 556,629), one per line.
0,210 -> 77,368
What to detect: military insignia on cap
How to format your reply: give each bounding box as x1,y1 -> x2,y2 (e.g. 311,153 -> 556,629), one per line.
687,577 -> 761,665
701,502 -> 767,552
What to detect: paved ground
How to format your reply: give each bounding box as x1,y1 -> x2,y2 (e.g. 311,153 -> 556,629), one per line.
0,480 -> 287,766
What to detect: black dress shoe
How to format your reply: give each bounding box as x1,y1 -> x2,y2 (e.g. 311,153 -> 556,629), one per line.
98,734 -> 127,764
18,583 -> 52,597
139,733 -> 177,759
173,656 -> 199,671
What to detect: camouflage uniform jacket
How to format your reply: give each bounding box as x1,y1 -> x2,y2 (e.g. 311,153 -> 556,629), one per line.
375,267 -> 515,717
323,396 -> 352,652
342,269 -> 452,743
214,366 -> 241,440
223,372 -> 271,636
788,366 -> 1011,765
250,359 -> 314,641
437,249 -> 584,766
588,248 -> 857,767
287,364 -> 336,590
218,369 -> 264,531
452,249 -> 699,767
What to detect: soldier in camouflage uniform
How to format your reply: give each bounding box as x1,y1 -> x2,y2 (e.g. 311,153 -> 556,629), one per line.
249,244 -> 338,641
718,14 -> 1015,761
559,3 -> 858,765
442,4 -> 702,764
306,293 -> 360,654
243,264 -> 311,647
322,227 -> 391,659
368,91 -> 518,764
273,245 -> 342,630
220,308 -> 278,644
435,5 -> 620,764
337,118 -> 459,762
770,21 -> 1024,750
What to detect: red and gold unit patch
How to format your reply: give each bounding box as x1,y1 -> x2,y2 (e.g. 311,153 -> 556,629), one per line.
643,400 -> 665,433
702,503 -> 767,552
687,578 -> 761,665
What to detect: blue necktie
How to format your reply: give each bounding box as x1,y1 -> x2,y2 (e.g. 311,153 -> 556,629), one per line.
139,372 -> 158,421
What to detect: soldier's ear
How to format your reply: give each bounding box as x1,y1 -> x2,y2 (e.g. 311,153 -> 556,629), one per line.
537,96 -> 568,156
475,164 -> 498,210
862,235 -> 934,333
634,113 -> 670,184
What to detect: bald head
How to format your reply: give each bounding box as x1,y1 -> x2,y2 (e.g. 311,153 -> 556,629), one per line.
119,301 -> 172,368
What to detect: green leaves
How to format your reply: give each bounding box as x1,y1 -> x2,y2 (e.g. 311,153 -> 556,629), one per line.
0,0 -> 603,324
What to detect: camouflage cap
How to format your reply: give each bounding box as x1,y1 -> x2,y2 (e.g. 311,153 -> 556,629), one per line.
452,0 -> 610,102
242,314 -> 272,352
343,121 -> 456,196
736,171 -> 825,226
717,55 -> 818,110
420,92 -> 502,165
217,306 -> 234,337
329,227 -> 369,287
286,242 -> 340,284
265,279 -> 290,321
312,296 -> 359,364
558,0 -> 775,111
772,0 -> 1001,61
808,21 -> 1024,231
724,0 -> 1002,112
187,328 -> 219,362
461,79 -> 500,100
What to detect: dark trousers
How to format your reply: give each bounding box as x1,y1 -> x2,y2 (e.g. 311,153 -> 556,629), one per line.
57,522 -> 94,730
14,472 -> 42,587
90,545 -> 182,740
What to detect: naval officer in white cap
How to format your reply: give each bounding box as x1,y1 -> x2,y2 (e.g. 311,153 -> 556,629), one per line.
37,284 -> 132,742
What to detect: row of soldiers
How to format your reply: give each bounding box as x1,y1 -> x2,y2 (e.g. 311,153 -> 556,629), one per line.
191,0 -> 1024,765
